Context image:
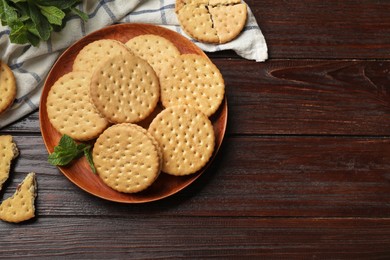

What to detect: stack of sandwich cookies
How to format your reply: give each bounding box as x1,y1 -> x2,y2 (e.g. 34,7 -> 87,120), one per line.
46,71 -> 109,141
148,105 -> 215,176
159,54 -> 225,117
93,124 -> 161,193
125,34 -> 180,78
72,39 -> 132,72
0,61 -> 16,115
90,51 -> 159,124
47,33 -> 225,194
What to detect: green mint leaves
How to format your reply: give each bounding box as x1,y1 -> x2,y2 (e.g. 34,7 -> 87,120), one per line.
0,0 -> 88,46
48,134 -> 96,174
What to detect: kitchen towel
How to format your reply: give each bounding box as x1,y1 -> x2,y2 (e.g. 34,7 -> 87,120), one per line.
0,0 -> 268,128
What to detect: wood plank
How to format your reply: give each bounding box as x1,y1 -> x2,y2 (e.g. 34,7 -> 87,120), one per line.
2,135 -> 389,218
4,60 -> 390,136
215,59 -> 390,135
247,0 -> 390,59
0,217 -> 389,258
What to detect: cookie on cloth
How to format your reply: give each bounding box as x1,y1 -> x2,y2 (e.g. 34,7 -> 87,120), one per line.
176,3 -> 219,43
148,105 -> 215,176
90,51 -> 160,124
0,61 -> 16,114
125,34 -> 180,77
159,54 -> 225,117
0,135 -> 19,192
176,0 -> 247,44
46,71 -> 109,141
0,172 -> 37,223
208,3 -> 247,44
72,39 -> 132,72
93,124 -> 161,193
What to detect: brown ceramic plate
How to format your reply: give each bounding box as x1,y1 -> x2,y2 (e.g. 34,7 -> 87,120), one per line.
39,23 -> 227,203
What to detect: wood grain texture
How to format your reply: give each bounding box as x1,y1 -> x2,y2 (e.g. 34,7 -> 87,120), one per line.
1,1 -> 390,258
247,0 -> 390,59
0,218 -> 389,259
215,59 -> 390,135
5,60 -> 390,136
0,135 -> 387,218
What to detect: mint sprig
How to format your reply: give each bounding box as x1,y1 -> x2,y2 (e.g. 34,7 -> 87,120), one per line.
0,0 -> 88,46
48,134 -> 96,174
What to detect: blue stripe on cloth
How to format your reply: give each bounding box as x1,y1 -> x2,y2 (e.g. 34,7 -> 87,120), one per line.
9,62 -> 42,84
128,4 -> 174,16
0,29 -> 10,38
25,98 -> 37,110
14,89 -> 38,105
101,0 -> 117,22
160,0 -> 167,24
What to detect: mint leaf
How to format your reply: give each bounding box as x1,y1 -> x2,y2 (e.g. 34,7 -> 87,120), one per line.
48,135 -> 97,174
83,147 -> 96,174
70,6 -> 88,22
1,0 -> 88,46
38,5 -> 65,26
28,2 -> 51,41
35,0 -> 80,10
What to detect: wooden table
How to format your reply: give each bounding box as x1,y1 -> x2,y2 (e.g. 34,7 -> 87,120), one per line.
1,1 -> 390,258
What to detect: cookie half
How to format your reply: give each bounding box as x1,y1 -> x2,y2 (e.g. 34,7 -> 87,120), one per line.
0,172 -> 37,223
46,71 -> 109,141
90,51 -> 160,124
176,0 -> 247,44
0,135 -> 19,192
93,124 -> 161,193
160,54 -> 225,117
0,61 -> 16,114
148,105 -> 215,176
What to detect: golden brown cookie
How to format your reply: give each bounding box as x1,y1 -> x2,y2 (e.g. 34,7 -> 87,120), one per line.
125,34 -> 180,77
0,172 -> 37,223
93,124 -> 161,193
0,61 -> 16,114
148,105 -> 215,176
159,54 -> 225,117
90,51 -> 160,124
72,39 -> 132,72
176,0 -> 247,44
0,135 -> 19,192
176,4 -> 219,43
46,71 -> 109,141
209,3 -> 247,43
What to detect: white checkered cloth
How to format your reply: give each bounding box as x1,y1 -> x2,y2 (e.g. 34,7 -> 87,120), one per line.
0,0 -> 268,129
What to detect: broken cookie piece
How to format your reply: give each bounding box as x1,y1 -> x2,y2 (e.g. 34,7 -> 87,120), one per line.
0,172 -> 37,223
176,0 -> 248,44
0,135 -> 19,192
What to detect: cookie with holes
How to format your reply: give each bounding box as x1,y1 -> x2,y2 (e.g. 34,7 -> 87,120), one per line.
0,61 -> 16,115
90,51 -> 160,124
93,123 -> 161,193
148,105 -> 215,176
46,71 -> 109,141
176,0 -> 247,44
0,172 -> 37,223
72,39 -> 132,72
159,54 -> 224,117
125,34 -> 180,78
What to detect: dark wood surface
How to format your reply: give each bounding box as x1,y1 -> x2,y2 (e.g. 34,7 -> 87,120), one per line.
1,1 -> 390,258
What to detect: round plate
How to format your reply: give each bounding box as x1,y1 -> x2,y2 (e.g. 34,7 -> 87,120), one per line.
39,23 -> 227,203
